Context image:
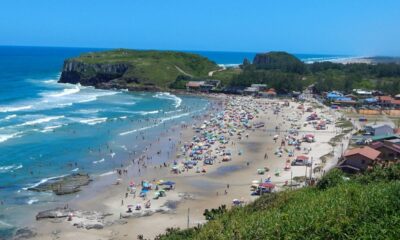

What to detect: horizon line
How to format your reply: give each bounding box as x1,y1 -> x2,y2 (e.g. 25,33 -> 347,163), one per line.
0,44 -> 368,57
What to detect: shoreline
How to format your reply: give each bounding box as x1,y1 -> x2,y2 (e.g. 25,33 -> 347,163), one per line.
0,91 -> 217,237
21,94 -> 345,240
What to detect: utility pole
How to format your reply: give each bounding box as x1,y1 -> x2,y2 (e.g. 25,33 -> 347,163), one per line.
187,208 -> 190,228
304,164 -> 308,186
290,171 -> 293,190
310,157 -> 313,181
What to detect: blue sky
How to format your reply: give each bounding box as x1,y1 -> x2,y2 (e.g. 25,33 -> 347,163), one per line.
0,0 -> 399,55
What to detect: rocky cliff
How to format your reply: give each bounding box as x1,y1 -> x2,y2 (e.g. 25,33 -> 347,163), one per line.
60,60 -> 130,85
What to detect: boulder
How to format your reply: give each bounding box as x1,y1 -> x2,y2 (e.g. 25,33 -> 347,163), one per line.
36,208 -> 72,220
28,173 -> 92,195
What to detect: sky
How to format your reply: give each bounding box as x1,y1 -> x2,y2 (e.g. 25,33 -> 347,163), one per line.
0,0 -> 399,55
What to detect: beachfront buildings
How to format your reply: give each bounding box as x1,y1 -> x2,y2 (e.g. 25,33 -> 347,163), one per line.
338,146 -> 381,173
186,80 -> 220,92
370,140 -> 400,160
364,124 -> 394,136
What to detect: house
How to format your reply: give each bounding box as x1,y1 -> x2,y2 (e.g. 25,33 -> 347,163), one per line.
186,81 -> 205,91
243,87 -> 259,96
338,146 -> 381,173
364,124 -> 394,136
260,88 -> 277,98
367,134 -> 400,143
353,89 -> 373,96
250,84 -> 267,91
186,80 -> 220,92
221,86 -> 245,94
377,96 -> 394,107
363,97 -> 378,104
370,140 -> 400,160
326,91 -> 344,101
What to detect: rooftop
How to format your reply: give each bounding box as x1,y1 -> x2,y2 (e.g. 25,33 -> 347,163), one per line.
344,146 -> 381,160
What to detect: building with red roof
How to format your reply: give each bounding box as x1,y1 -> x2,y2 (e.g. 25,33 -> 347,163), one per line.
338,146 -> 381,173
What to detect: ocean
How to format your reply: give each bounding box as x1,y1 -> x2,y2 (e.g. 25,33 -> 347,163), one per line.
0,46 -> 348,237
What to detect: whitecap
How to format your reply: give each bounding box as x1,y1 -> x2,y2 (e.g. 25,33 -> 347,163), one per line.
0,132 -> 22,143
71,168 -> 79,172
132,110 -> 160,116
27,198 -> 39,205
0,164 -> 23,173
4,114 -> 17,120
0,105 -> 32,113
93,158 -> 105,164
40,125 -> 63,133
44,85 -> 80,98
79,117 -> 107,125
19,116 -> 64,126
43,79 -> 58,84
119,112 -> 190,136
23,174 -> 68,190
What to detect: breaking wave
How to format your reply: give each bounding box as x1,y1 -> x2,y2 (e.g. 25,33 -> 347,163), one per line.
0,164 -> 23,173
154,92 -> 182,108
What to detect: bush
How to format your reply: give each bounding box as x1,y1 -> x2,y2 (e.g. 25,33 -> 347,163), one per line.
158,164 -> 400,240
316,168 -> 345,190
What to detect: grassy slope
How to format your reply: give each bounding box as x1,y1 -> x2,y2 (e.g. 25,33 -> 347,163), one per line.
211,68 -> 242,87
158,167 -> 400,240
71,49 -> 219,88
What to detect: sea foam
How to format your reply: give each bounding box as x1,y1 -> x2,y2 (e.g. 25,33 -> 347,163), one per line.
79,117 -> 107,125
0,164 -> 23,173
154,92 -> 182,108
0,105 -> 32,113
20,116 -> 64,126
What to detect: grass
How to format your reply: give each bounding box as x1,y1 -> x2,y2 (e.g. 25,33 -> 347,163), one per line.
329,133 -> 345,146
157,165 -> 400,240
320,151 -> 334,164
211,68 -> 242,86
68,49 -> 219,88
335,120 -> 353,129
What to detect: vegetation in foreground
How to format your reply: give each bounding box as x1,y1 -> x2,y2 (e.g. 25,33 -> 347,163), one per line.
156,164 -> 400,240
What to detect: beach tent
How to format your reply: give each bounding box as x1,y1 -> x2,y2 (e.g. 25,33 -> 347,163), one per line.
259,182 -> 275,189
161,181 -> 175,186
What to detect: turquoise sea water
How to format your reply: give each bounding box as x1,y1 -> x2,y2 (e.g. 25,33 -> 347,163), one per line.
0,46 -> 348,237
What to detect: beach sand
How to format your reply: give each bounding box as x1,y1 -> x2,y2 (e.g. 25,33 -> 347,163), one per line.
28,95 -> 343,240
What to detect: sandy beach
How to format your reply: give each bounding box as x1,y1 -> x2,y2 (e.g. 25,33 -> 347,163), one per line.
26,94 -> 343,240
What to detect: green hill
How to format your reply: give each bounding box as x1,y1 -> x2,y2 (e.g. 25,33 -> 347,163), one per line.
157,165 -> 400,240
253,51 -> 307,74
59,49 -> 219,90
